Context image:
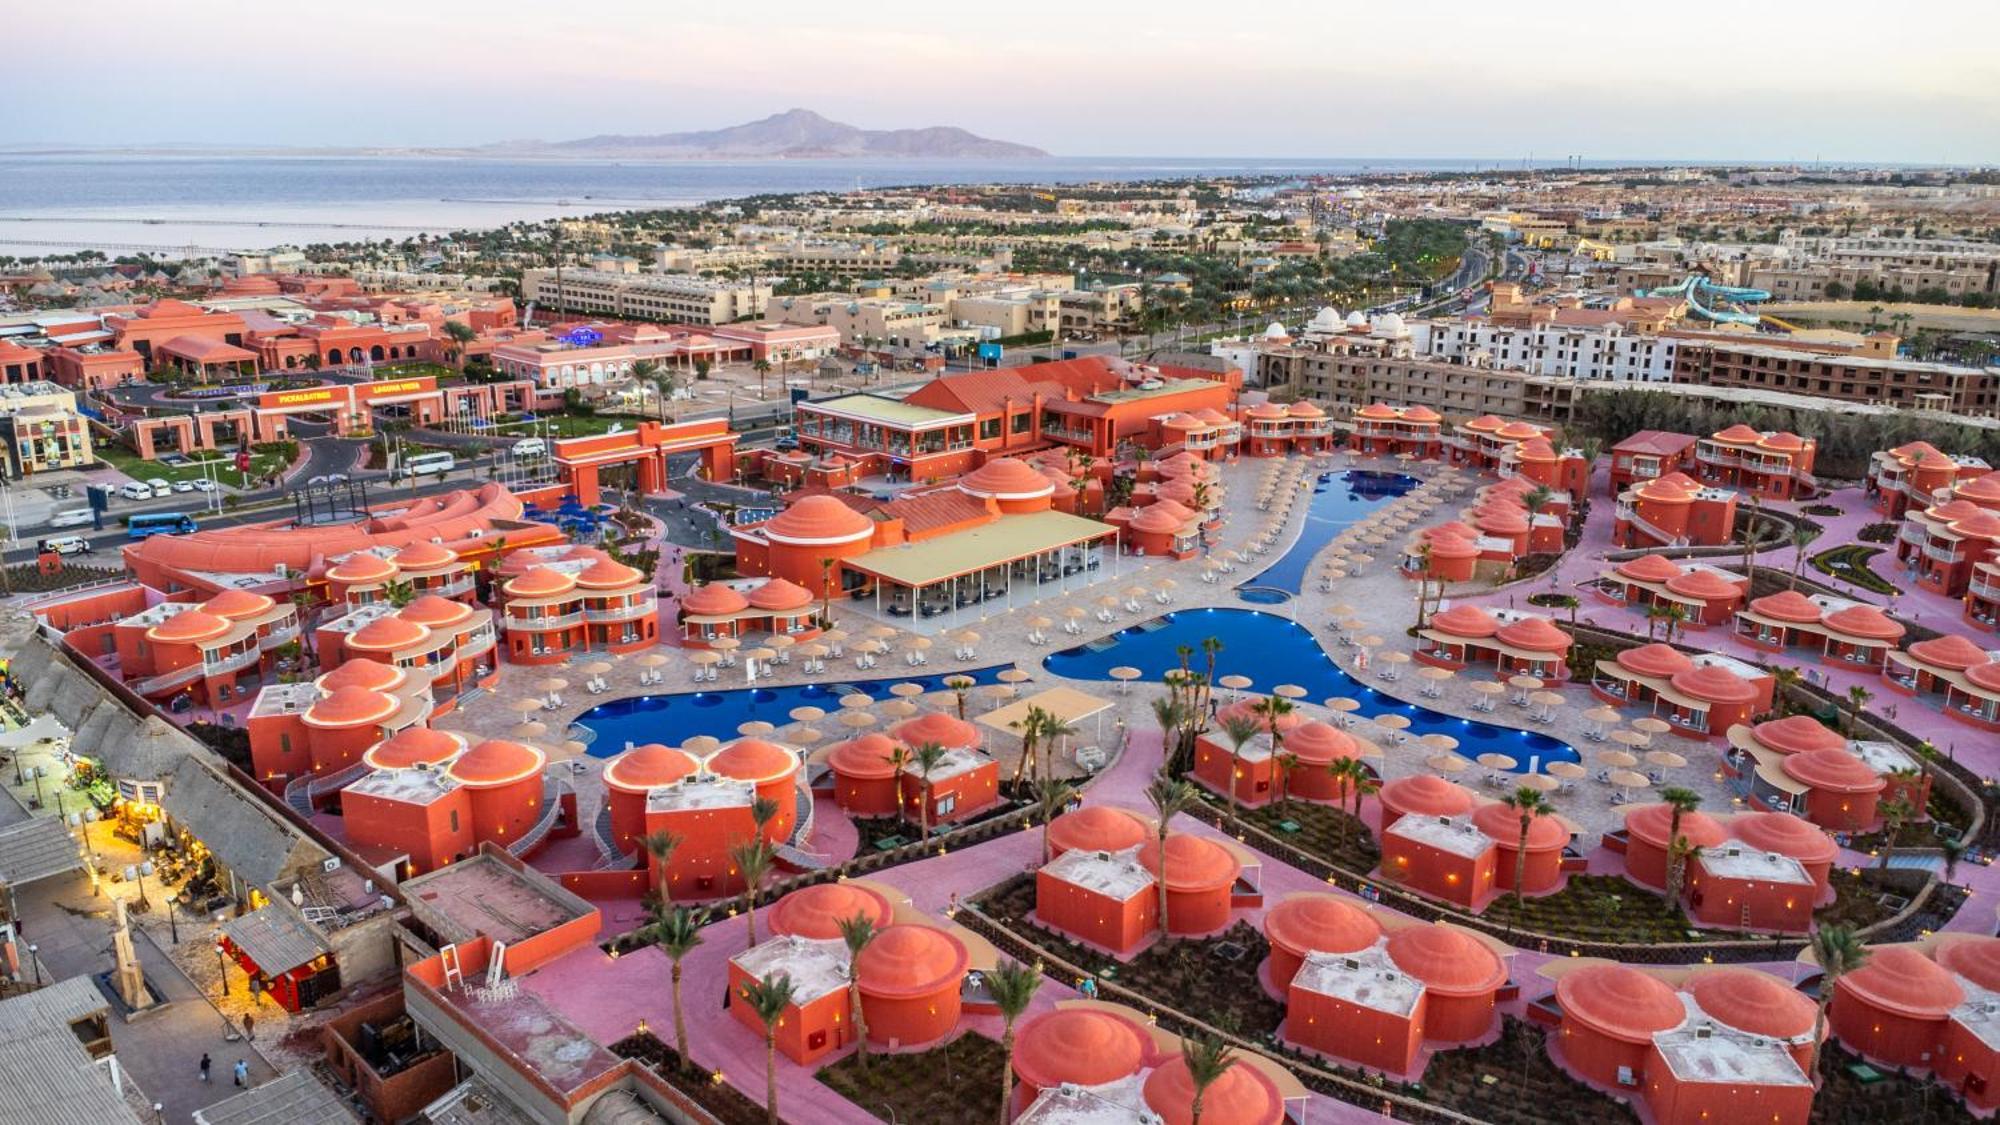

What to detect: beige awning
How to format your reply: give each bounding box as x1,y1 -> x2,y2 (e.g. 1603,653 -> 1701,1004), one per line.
847,510 -> 1116,587
1751,747 -> 1811,795
1736,610 -> 1827,634
977,685 -> 1117,733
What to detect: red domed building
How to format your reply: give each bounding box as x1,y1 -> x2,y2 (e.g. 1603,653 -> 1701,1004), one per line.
1735,590 -> 1829,654
1382,809 -> 1498,910
1192,714 -> 1357,808
825,733 -> 905,817
1387,923 -> 1508,1044
855,924 -> 969,1049
1262,894 -> 1383,991
1830,945 -> 1966,1068
1141,1052 -> 1285,1125
1493,616 -> 1574,681
732,494 -> 876,592
1417,609 -> 1571,680
958,457 -> 1056,514
1036,844 -> 1158,955
1934,937 -> 2000,1111
1727,811 -> 1839,896
1685,968 -> 1820,1074
1886,633 -> 2000,732
1781,748 -> 1887,831
1139,834 -> 1243,937
1400,531 -> 1481,584
708,739 -> 802,841
1659,660 -> 1771,740
601,743 -> 699,855
1555,964 -> 1687,1089
1009,1007 -> 1153,1114
343,736 -> 550,878
1377,775 -> 1474,830
1045,805 -> 1149,858
1821,604 -> 1907,667
1470,800 -> 1569,895
678,582 -> 752,646
1415,605 -> 1500,670
766,881 -> 893,941
1619,801 -> 1729,892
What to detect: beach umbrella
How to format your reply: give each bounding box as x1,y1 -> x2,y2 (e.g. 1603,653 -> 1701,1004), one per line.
1109,666 -> 1142,694
1417,666 -> 1454,683
1427,752 -> 1471,774
684,735 -> 721,755
507,697 -> 542,714
687,651 -> 720,667
1321,568 -> 1348,582
1356,634 -> 1385,649
1155,577 -> 1176,590
1610,729 -> 1651,750
1325,696 -> 1361,713
867,625 -> 899,640
1595,749 -> 1639,769
1546,761 -> 1588,780
1475,752 -> 1517,770
1028,615 -> 1053,630
880,700 -> 919,719
637,653 -> 669,669
1631,717 -> 1671,737
796,643 -> 828,660
580,660 -> 613,676
746,647 -> 776,663
1644,749 -> 1688,770
839,693 -> 873,710
1518,774 -> 1559,793
737,720 -> 775,738
1506,675 -> 1543,691
711,637 -> 740,652
837,711 -> 878,730
765,634 -> 795,653
1608,769 -> 1652,793
789,728 -> 824,746
1063,606 -> 1088,620
1273,684 -> 1308,700
1583,705 -> 1620,729
889,682 -> 925,698
955,629 -> 981,645
1380,651 -> 1412,666
512,720 -> 547,739
998,669 -> 1032,684
1373,714 -> 1411,735
536,676 -> 570,694
1419,733 -> 1460,753
1220,674 -> 1254,691
789,706 -> 826,723
980,683 -> 1017,703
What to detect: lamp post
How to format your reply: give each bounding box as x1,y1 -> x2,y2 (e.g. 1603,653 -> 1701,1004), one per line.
26,944 -> 39,987
214,938 -> 230,997
134,859 -> 154,908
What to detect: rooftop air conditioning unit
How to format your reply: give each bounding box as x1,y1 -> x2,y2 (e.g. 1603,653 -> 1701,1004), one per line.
1695,1025 -> 1712,1039
322,857 -> 343,873
1343,958 -> 1360,971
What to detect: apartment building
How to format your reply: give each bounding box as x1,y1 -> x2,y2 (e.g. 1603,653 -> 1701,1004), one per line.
1750,263 -> 1995,302
767,241 -> 905,277
949,291 -> 1061,338
1415,318 -> 1676,382
1672,336 -> 2000,416
520,269 -> 770,325
765,294 -> 944,348
1257,339 -> 1577,421
0,381 -> 93,474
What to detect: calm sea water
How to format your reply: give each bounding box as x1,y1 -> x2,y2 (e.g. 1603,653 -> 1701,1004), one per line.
0,154 -> 1488,255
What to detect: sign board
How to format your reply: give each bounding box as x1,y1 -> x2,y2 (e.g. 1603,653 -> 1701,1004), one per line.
976,342 -> 1004,363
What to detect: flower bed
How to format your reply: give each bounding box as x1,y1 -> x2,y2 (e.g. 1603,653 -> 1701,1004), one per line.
1810,544 -> 1898,595
609,1031 -> 770,1125
817,1033 -> 1007,1124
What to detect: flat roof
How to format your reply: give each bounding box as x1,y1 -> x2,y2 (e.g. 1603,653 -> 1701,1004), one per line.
848,510 -> 1117,587
1387,813 -> 1495,859
1850,739 -> 1918,776
1696,845 -> 1813,886
1652,1012 -> 1812,1087
730,935 -> 851,1005
647,775 -> 755,813
403,850 -> 593,948
1042,845 -> 1153,902
1014,1075 -> 1151,1124
192,1070 -> 357,1125
1952,979 -> 2000,1052
1292,942 -> 1423,1018
346,766 -> 458,807
804,392 -> 972,430
978,686 -> 1116,734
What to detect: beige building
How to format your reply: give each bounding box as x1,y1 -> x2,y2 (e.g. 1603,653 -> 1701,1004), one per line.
520,270 -> 770,325
0,381 -> 93,475
765,294 -> 944,349
948,291 -> 1061,338
1257,340 -> 1577,422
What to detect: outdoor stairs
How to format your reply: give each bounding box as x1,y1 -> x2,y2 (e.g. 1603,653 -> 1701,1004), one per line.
508,779 -> 571,857
591,805 -> 630,869
283,775 -> 314,816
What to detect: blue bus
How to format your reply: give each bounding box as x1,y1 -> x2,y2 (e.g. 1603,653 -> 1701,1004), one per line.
126,512 -> 199,540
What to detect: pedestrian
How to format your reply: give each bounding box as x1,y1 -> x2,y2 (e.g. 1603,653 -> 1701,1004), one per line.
232,1059 -> 248,1087
242,1012 -> 254,1041
199,1053 -> 211,1083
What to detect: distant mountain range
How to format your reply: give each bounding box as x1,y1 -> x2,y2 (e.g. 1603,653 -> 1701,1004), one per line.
483,109 -> 1048,160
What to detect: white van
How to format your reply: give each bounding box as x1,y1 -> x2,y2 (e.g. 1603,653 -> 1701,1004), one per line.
118,481 -> 152,501
146,478 -> 173,498
48,508 -> 93,529
511,437 -> 547,458
37,536 -> 90,557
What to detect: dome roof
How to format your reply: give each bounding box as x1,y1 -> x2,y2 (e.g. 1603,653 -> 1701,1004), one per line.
1495,617 -> 1571,653
1729,812 -> 1837,865
707,739 -> 799,784
604,743 -> 699,793
1750,715 -> 1847,756
1245,402 -> 1290,420
855,925 -> 968,998
765,495 -> 874,544
447,739 -> 546,787
1615,555 -> 1687,583
1403,406 -> 1441,423
1310,307 -> 1343,329
767,882 -> 893,941
1161,413 -> 1204,431
504,567 -> 577,599
1969,660 -> 2000,693
317,658 -> 406,694
201,589 -> 276,620
1949,512 -> 2000,539
1263,321 -> 1290,339
1936,937 -> 2000,992
1379,775 -> 1474,819
327,553 -> 397,583
1557,965 -> 1686,1043
1669,664 -> 1760,705
1750,589 -> 1822,623
1263,895 -> 1382,958
891,711 -> 980,751
1471,802 -> 1570,852
1012,1009 -> 1149,1091
1822,605 -> 1906,642
1385,924 -> 1507,995
1664,570 -> 1743,601
575,557 -> 643,590
681,583 -> 750,616
1143,1054 -> 1281,1125
1286,400 -> 1325,418
1130,505 -> 1190,534
1781,748 -> 1885,794
1929,499 -> 1986,523
147,609 -> 230,644
304,687 -> 400,729
1463,414 -> 1506,433
827,733 -> 903,780
1687,969 -> 1817,1040
1954,473 -> 2000,503
1356,402 -> 1398,420
1473,508 -> 1529,536
1427,604 -> 1499,638
1138,833 -> 1241,892
1513,438 -> 1558,462
1345,311 -> 1369,328
1425,534 -> 1481,560
400,594 -> 474,628
347,614 -> 429,652
392,541 -> 458,570
1616,643 -> 1695,679
1760,432 -> 1807,452
1713,424 -> 1764,443
960,457 -> 1056,500
1623,802 -> 1729,851
1371,312 -> 1406,337
747,577 -> 814,611
1634,477 -> 1694,503
1840,946 -> 1964,1019
1282,721 -> 1358,765
1424,521 -> 1481,542
365,727 -> 465,771
1495,421 -> 1543,441
1047,806 -> 1149,855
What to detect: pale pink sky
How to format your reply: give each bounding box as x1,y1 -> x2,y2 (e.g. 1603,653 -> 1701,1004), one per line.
5,0 -> 1996,162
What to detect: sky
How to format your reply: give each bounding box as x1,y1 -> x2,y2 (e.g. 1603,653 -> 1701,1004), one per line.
5,0 -> 1998,164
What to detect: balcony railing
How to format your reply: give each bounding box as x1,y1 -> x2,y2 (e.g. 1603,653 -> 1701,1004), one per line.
257,622 -> 301,651
425,574 -> 477,597
1925,542 -> 1964,564
586,602 -> 656,624
1043,426 -> 1093,444
1695,446 -> 1739,467
1900,523 -> 1928,546
1618,505 -> 1690,548
506,611 -> 584,631
1970,575 -> 2000,601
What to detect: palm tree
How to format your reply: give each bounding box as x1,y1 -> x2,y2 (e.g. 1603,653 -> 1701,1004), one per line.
1199,636 -> 1224,719
1808,925 -> 1870,1072
835,914 -> 876,1070
1844,684 -> 1873,736
1346,761 -> 1380,828
1151,695 -> 1189,775
1327,757 -> 1360,850
738,972 -> 797,1125
283,565 -> 318,669
1788,525 -> 1815,589
818,557 -> 835,624
731,840 -> 774,948
640,830 -> 682,901
911,742 -> 950,840
1658,786 -> 1703,904
639,903 -> 705,1067
1875,795 -> 1913,869
1941,837 -> 1968,885
1009,706 -> 1048,789
1034,778 -> 1076,864
1253,695 -> 1295,771
631,358 -> 661,416
1037,713 -> 1080,785
1522,484 -> 1555,521
987,960 -> 1043,1125
1145,772 -> 1197,935
1499,785 -> 1554,913
1769,665 -> 1803,716
1412,540 -> 1438,629
750,796 -> 780,842
1658,602 -> 1689,644
1179,1032 -> 1239,1125
944,675 -> 974,722
1273,751 -> 1300,810
752,358 -> 771,398
1218,715 -> 1263,827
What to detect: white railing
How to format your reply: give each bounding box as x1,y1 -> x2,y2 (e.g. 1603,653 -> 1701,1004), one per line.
309,761 -> 371,801
1925,542 -> 1963,564
585,600 -> 657,624
508,779 -> 571,857
506,611 -> 584,631
1899,523 -> 1928,546
1619,506 -> 1689,548
1969,576 -> 2000,600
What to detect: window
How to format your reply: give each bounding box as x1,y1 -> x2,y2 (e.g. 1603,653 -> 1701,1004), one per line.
1011,412 -> 1030,434
979,418 -> 1001,440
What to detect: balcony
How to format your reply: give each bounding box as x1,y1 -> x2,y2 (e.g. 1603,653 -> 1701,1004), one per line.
1183,431 -> 1218,450
1295,420 -> 1333,436
1618,505 -> 1689,548
459,630 -> 497,659
1900,523 -> 1929,546
1925,542 -> 1964,564
586,601 -> 656,624
1695,446 -> 1739,467
426,574 -> 477,597
1043,426 -> 1093,445
1970,575 -> 2000,601
257,621 -> 301,651
506,610 -> 584,631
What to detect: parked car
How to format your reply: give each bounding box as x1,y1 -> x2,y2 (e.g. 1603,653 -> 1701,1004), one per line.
190,478 -> 216,492
37,536 -> 90,557
172,479 -> 196,493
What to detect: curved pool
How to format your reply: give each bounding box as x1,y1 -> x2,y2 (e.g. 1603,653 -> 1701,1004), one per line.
1238,470 -> 1418,603
1042,607 -> 1578,774
574,665 -> 1010,756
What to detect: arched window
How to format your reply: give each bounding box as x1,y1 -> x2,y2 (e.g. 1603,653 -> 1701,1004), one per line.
370,345 -> 385,362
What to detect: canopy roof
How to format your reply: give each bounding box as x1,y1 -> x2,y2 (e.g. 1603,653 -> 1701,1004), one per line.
977,685 -> 1116,733
847,511 -> 1115,587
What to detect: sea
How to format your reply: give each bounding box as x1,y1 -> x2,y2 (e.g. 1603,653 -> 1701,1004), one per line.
0,153 -> 1506,256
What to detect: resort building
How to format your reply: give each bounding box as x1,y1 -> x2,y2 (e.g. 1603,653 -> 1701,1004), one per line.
1694,425 -> 1818,500
1380,812 -> 1499,911
245,659 -> 437,786
341,737 -> 555,879
1009,1006 -> 1153,1117
1829,945 -> 1968,1072
1346,402 -> 1444,460
1587,644 -> 1772,739
886,711 -> 1001,826
852,923 -> 969,1050
1606,431 -> 1698,497
1449,415 -> 1554,473
108,589 -> 302,707
312,597 -> 501,703
1891,497 -> 2000,601
1722,717 -> 1928,832
1618,801 -> 1731,892
495,557 -> 658,665
1868,442 -> 1992,519
1036,845 -> 1159,955
1883,632 -> 2000,731
1932,937 -> 2000,1113
1414,607 -> 1574,682
1263,894 -> 1385,992
1192,702 -> 1357,808
1734,591 -> 1908,666
675,577 -> 819,648
1377,775 -> 1475,831
600,737 -> 802,900
1043,804 -> 1150,859
726,933 -> 855,1064
1612,472 -> 1739,549
1592,557 -> 1749,628
1681,835 -> 1821,933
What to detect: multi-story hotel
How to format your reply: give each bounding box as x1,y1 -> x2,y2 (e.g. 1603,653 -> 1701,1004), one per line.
1694,425 -> 1818,500
1866,441 -> 1992,519
520,269 -> 771,325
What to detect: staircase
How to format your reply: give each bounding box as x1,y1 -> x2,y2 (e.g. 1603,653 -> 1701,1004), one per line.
508,779 -> 571,857
591,805 -> 629,868
283,774 -> 314,816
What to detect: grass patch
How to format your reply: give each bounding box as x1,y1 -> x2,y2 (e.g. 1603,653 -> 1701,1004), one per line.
610,1031 -> 768,1125
1811,1039 -> 1980,1124
1815,868 -> 1921,930
0,562 -> 125,593
1810,544 -> 1897,595
1472,875 -> 1706,944
97,443 -> 290,487
1800,504 -> 1844,518
1418,1019 -> 1640,1125
1857,521 -> 1899,544
1237,798 -> 1381,873
817,1033 -> 1007,1125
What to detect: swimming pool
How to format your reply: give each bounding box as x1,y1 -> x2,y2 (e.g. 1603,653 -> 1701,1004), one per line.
574,665 -> 1011,756
1237,470 -> 1417,602
1042,607 -> 1579,774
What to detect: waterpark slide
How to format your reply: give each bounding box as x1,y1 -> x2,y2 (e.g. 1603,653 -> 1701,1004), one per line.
1641,274 -> 1773,325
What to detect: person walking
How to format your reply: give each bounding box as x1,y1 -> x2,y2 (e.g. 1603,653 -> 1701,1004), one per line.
242,1012 -> 254,1041
198,1053 -> 211,1083
232,1059 -> 248,1088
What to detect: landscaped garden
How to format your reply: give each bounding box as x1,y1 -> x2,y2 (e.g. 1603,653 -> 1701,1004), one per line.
1235,798 -> 1382,873
1417,1018 -> 1640,1125
98,441 -> 295,487
1811,1039 -> 1981,1124
609,1030 -> 769,1125
817,1032 -> 1007,1125
1810,544 -> 1899,595
1469,875 -> 1709,944
1857,521 -> 1900,543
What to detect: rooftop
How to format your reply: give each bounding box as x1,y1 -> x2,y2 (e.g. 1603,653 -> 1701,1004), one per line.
646,774 -> 756,813
1696,844 -> 1814,885
805,392 -> 971,429
1952,979 -> 2000,1052
1651,1007 -> 1812,1088
1386,813 -> 1496,859
192,1070 -> 358,1125
345,764 -> 459,806
1042,844 -> 1154,902
1291,942 -> 1423,1018
403,849 -> 594,948
848,510 -> 1115,587
1014,1075 -> 1151,1124
730,935 -> 852,1005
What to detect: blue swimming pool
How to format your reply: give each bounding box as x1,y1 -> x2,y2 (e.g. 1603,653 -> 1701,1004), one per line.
1237,470 -> 1418,602
1042,607 -> 1579,774
574,665 -> 1011,756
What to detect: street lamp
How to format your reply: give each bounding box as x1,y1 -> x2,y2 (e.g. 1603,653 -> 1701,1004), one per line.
134,859 -> 153,908
215,938 -> 230,996
26,944 -> 39,987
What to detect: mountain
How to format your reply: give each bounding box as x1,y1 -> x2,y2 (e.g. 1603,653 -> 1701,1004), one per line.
491,109 -> 1047,160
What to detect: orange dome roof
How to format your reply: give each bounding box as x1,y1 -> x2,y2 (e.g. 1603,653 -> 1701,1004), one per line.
1495,421 -> 1542,440
681,583 -> 750,615
1664,570 -> 1743,601
448,739 -> 545,787
1143,1054 -> 1281,1125
1130,505 -> 1189,534
1495,617 -> 1571,653
1513,438 -> 1557,461
1425,534 -> 1480,560
327,553 -> 398,583
1713,424 -> 1764,443
1425,521 -> 1481,541
1840,946 -> 1964,1019
201,589 -> 276,620
1916,451 -> 1960,472
317,658 -> 405,694
604,744 -> 699,792
1385,924 -> 1507,995
1687,969 -> 1817,1039
891,711 -> 980,750
1557,965 -> 1686,1043
765,494 -> 874,544
855,925 -> 968,998
1471,802 -> 1569,852
1623,802 -> 1729,851
1473,509 -> 1529,536
747,577 -> 813,611
1012,1009 -> 1149,1091
1246,402 -> 1289,419
400,594 -> 474,629
1955,473 -> 2000,503
1759,431 -> 1807,452
1949,512 -> 2000,539
1749,590 -> 1822,624
147,608 -> 231,644
305,687 -> 400,728
1615,555 -> 1686,583
1403,405 -> 1441,422
1282,721 -> 1358,765
1822,605 -> 1906,642
767,882 -> 893,941
1138,834 -> 1241,892
1286,400 -> 1325,418
1969,660 -> 2000,693
364,727 -> 464,770
1464,414 -> 1507,432
575,557 -> 643,590
1937,937 -> 2000,992
504,567 -> 577,599
1730,812 -> 1837,865
1264,895 -> 1382,958
1427,604 -> 1498,638
348,614 -> 429,652
708,739 -> 799,784
1047,806 -> 1149,855
1161,412 -> 1204,431
1782,748 -> 1885,794
1669,664 -> 1759,705
1749,715 -> 1847,756
392,541 -> 458,570
1929,499 -> 1986,523
1633,477 -> 1694,503
1616,643 -> 1694,679
827,733 -> 903,781
1379,775 -> 1474,819
1356,403 -> 1398,420
1147,498 -> 1197,524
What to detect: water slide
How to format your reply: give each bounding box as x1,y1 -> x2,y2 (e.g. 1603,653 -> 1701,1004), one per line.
1641,274 -> 1773,325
